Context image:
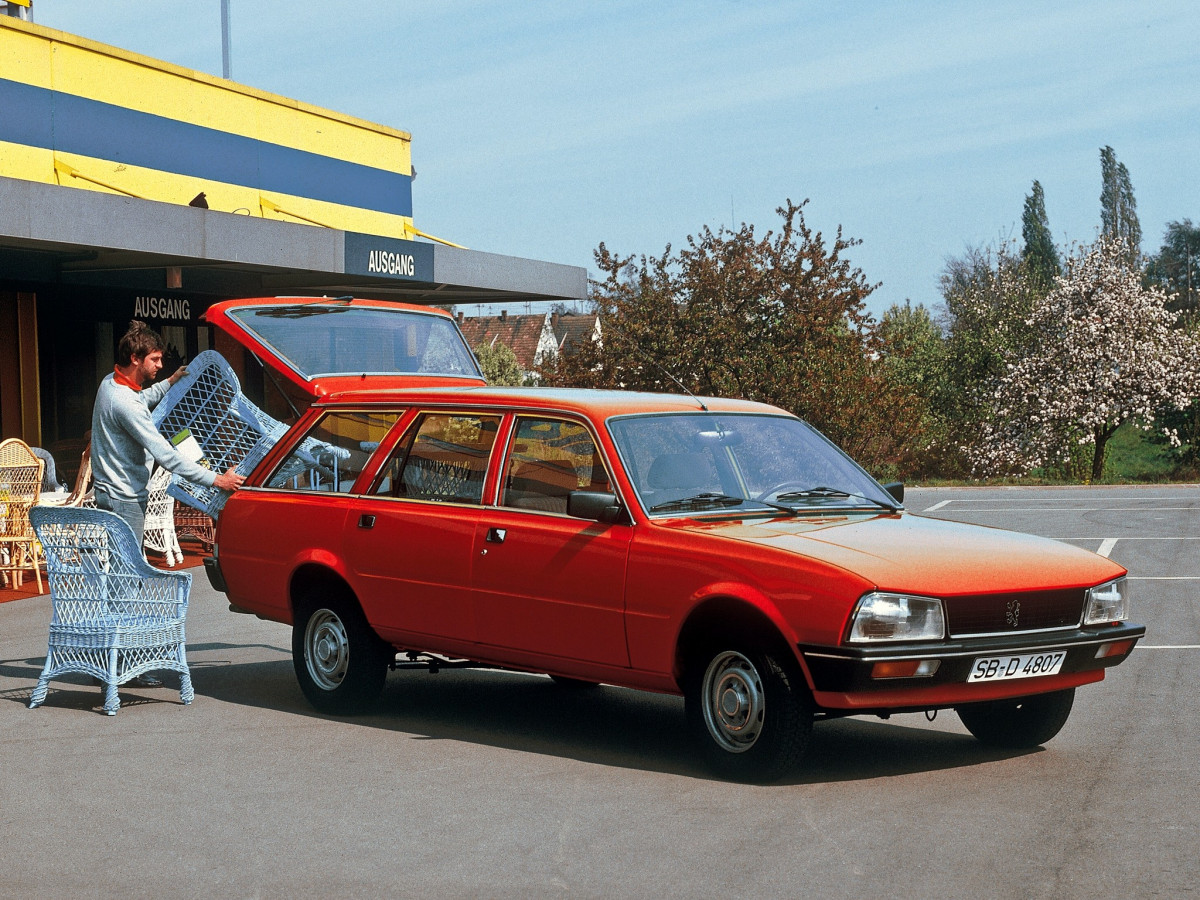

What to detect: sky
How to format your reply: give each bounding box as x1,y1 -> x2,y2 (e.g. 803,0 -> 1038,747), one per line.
28,0 -> 1200,319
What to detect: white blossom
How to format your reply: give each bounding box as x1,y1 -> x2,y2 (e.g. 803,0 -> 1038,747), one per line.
966,238 -> 1200,479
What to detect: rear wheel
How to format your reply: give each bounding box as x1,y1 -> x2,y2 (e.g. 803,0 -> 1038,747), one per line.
685,644 -> 812,783
956,688 -> 1075,749
292,590 -> 390,715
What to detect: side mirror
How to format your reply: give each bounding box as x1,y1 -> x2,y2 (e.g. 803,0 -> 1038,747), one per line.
567,490 -> 627,525
882,481 -> 904,504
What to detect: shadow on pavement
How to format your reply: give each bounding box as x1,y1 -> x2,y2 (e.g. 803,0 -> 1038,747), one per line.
182,655 -> 1034,784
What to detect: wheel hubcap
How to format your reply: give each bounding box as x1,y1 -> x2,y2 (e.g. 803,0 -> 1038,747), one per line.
305,609 -> 349,690
701,650 -> 765,753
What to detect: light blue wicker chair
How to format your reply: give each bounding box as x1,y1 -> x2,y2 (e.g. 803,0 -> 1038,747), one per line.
27,507 -> 194,716
150,350 -> 346,516
150,350 -> 287,518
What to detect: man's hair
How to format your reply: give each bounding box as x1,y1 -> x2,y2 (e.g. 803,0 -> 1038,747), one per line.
117,320 -> 165,366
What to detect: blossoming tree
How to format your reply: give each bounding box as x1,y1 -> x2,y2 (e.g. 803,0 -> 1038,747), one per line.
969,238 -> 1200,481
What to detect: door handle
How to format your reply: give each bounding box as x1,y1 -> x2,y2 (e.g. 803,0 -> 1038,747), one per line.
358,514 -> 376,529
486,527 -> 506,544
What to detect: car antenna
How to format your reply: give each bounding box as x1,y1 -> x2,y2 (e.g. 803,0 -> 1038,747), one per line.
605,319 -> 708,411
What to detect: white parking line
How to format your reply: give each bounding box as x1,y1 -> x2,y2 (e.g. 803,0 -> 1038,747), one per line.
928,507 -> 1200,512
924,500 -> 951,512
1098,538 -> 1118,557
919,496 -> 1200,503
1139,645 -> 1200,649
1126,576 -> 1200,580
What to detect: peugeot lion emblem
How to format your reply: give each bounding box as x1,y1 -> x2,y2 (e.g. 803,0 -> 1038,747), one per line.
1005,598 -> 1021,628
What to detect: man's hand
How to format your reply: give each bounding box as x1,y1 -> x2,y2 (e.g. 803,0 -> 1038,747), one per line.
214,467 -> 246,492
167,366 -> 189,385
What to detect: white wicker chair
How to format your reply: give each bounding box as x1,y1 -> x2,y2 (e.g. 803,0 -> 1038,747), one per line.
27,506 -> 194,716
143,465 -> 183,566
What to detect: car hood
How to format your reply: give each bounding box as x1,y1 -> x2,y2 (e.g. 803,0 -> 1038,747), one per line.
662,512 -> 1125,595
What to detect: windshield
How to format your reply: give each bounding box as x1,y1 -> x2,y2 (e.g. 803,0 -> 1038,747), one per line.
607,412 -> 898,516
227,304 -> 482,381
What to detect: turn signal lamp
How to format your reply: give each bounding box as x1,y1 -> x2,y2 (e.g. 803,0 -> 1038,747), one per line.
871,659 -> 941,679
1095,639 -> 1135,659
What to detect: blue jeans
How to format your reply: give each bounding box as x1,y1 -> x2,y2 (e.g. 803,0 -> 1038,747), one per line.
94,486 -> 147,548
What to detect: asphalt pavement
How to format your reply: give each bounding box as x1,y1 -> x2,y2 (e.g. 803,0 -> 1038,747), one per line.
0,484 -> 1196,898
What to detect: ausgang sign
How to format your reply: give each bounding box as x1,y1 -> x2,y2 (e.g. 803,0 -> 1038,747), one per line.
344,232 -> 434,282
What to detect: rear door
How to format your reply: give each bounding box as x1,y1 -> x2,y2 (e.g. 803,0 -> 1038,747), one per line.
346,411 -> 502,645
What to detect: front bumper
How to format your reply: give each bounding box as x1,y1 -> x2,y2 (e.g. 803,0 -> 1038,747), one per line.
800,621 -> 1146,711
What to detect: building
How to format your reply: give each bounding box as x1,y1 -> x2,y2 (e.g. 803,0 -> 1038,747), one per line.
0,14 -> 585,479
458,310 -> 601,383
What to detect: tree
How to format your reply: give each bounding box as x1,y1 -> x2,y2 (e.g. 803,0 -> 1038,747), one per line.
1099,146 -> 1141,264
876,301 -> 946,474
967,238 -> 1200,481
1021,180 -> 1061,287
474,341 -> 524,386
1146,218 -> 1200,323
540,200 -> 927,472
933,243 -> 1045,475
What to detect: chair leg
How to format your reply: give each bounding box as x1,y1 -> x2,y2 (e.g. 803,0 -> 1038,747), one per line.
104,650 -> 120,715
28,662 -> 51,710
30,542 -> 43,594
103,681 -> 121,715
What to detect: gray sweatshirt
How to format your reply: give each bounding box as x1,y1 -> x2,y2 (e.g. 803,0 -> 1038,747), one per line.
91,373 -> 217,503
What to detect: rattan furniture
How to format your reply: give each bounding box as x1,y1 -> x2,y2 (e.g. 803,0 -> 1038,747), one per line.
0,438 -> 45,592
143,465 -> 183,566
27,506 -> 194,716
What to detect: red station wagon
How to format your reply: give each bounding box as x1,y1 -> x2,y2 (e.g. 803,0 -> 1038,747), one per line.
197,297 -> 1145,782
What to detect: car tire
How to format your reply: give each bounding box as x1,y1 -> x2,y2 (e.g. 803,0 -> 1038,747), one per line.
685,644 -> 813,783
292,590 -> 390,715
956,688 -> 1075,749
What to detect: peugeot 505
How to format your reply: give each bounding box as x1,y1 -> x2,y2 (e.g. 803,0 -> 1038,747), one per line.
197,297 -> 1144,782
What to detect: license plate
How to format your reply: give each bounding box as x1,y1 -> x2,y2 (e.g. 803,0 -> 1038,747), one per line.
967,651 -> 1066,682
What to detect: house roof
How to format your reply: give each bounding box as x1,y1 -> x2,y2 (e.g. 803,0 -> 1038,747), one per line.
551,312 -> 601,354
458,312 -> 549,370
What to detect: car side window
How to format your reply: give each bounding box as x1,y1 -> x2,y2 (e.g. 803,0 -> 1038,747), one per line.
370,412 -> 501,504
265,410 -> 402,493
501,418 -> 610,515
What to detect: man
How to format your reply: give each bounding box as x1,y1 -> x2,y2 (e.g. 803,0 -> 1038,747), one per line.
92,322 -> 244,688
93,321 -> 245,544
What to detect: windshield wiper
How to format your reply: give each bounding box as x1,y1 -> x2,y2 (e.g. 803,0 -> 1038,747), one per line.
650,492 -> 800,516
775,486 -> 899,512
650,492 -> 746,513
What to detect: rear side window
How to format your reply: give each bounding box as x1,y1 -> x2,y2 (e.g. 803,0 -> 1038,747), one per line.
502,417 -> 610,514
265,409 -> 402,493
370,413 -> 501,505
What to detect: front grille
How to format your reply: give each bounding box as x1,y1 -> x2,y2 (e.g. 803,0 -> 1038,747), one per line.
944,587 -> 1085,637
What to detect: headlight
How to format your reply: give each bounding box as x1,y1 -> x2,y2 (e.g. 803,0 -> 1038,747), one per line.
1084,577 -> 1129,625
848,592 -> 945,642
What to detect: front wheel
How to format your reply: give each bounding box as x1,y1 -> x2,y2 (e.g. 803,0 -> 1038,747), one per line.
685,645 -> 813,783
292,592 -> 390,715
956,688 -> 1075,749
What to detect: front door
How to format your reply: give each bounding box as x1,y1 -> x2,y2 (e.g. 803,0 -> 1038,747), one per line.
471,416 -> 632,667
